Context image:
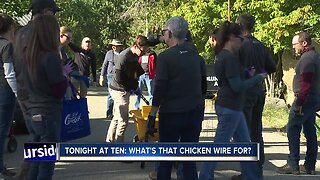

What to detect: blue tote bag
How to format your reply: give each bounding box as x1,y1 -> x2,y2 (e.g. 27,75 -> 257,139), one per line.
61,82 -> 91,141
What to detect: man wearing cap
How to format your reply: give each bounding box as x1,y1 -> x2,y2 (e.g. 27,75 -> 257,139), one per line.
12,0 -> 62,179
100,39 -> 123,119
72,37 -> 97,98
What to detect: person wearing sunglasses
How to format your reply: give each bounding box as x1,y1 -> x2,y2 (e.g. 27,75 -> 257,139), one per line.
147,16 -> 207,180
199,21 -> 267,180
69,37 -> 97,98
105,35 -> 147,143
59,26 -> 75,67
59,26 -> 83,100
133,45 -> 157,110
277,32 -> 319,176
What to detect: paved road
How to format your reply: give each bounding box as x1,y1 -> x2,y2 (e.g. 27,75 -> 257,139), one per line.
4,86 -> 320,179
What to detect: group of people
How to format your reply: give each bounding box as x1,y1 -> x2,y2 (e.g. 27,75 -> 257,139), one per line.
0,0 -> 319,180
59,26 -> 97,99
100,38 -> 156,120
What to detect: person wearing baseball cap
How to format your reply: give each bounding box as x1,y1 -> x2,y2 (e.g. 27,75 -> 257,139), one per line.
12,0 -> 62,179
29,0 -> 62,15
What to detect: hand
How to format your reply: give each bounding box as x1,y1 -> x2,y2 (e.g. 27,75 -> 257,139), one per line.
63,61 -> 73,77
258,72 -> 268,79
130,88 -> 141,95
293,105 -> 303,116
147,114 -> 157,136
134,88 -> 141,95
99,76 -> 105,86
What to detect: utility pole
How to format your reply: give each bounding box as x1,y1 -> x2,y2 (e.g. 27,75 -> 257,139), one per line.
145,11 -> 148,36
228,0 -> 231,21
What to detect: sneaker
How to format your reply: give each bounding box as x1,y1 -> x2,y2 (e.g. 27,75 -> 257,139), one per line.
5,161 -> 30,180
300,164 -> 316,175
276,164 -> 299,175
1,168 -> 16,177
149,171 -> 157,180
106,115 -> 113,120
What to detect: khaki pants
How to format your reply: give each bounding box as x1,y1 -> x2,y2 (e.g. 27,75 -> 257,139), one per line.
106,89 -> 130,142
71,77 -> 88,98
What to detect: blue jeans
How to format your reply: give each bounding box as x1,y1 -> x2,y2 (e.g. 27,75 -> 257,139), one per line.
287,95 -> 319,170
199,105 -> 261,180
0,87 -> 16,172
157,105 -> 203,180
26,109 -> 61,180
134,73 -> 153,109
106,75 -> 114,117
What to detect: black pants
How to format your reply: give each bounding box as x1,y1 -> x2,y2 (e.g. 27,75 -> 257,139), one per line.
158,106 -> 204,180
243,90 -> 266,173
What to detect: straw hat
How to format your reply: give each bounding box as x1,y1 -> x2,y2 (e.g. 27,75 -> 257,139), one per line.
109,39 -> 123,46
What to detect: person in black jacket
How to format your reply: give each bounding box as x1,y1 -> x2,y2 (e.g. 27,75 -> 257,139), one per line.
71,37 -> 97,98
105,35 -> 148,143
147,16 -> 207,180
12,0 -> 62,179
235,13 -> 276,178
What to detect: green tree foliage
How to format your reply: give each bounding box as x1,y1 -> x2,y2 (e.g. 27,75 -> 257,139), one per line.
1,0 -> 29,17
57,0 -> 131,65
173,0 -> 225,63
2,0 -> 131,66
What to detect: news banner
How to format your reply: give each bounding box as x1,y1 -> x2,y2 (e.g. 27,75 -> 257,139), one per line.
24,143 -> 259,161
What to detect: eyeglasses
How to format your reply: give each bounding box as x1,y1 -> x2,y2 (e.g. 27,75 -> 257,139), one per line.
161,29 -> 169,36
63,34 -> 70,41
138,47 -> 145,53
136,45 -> 145,53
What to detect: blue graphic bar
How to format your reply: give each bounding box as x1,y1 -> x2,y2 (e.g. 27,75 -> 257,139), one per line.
24,143 -> 57,161
58,143 -> 259,161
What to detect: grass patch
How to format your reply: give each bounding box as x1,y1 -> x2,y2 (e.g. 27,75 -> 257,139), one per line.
262,104 -> 289,129
316,116 -> 320,136
262,104 -> 320,136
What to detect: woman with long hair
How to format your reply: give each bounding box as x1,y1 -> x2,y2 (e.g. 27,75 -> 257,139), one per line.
24,14 -> 68,180
199,21 -> 266,180
0,13 -> 17,179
